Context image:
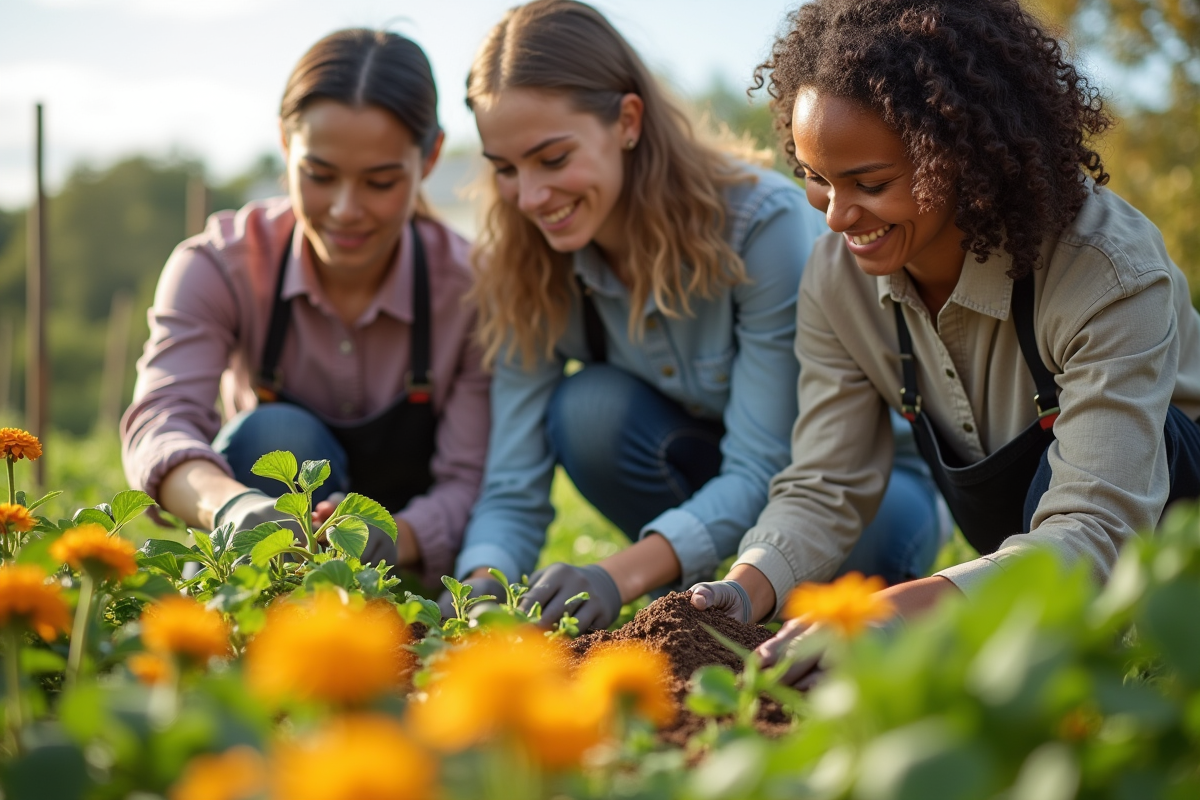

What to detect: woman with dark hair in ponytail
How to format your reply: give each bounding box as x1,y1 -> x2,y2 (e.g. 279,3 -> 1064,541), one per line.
121,30 -> 490,587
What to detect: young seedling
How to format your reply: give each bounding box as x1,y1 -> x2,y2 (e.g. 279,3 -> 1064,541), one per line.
686,624 -> 804,728
440,576 -> 497,628
547,592 -> 590,639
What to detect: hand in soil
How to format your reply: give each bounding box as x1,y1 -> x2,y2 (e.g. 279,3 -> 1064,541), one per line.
689,580 -> 753,623
519,563 -> 622,632
755,617 -> 826,689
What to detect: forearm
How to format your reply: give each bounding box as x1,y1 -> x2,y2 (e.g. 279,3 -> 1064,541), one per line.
599,533 -> 681,603
724,563 -> 777,623
878,575 -> 961,620
159,459 -> 248,529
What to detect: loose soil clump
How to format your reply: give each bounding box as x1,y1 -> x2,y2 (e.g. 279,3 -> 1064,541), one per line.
569,591 -> 794,746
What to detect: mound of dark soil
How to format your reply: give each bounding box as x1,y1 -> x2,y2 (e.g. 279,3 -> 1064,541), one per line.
568,591 -> 794,745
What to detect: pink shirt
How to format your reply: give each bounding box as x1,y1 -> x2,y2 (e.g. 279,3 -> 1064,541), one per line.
121,198 -> 491,584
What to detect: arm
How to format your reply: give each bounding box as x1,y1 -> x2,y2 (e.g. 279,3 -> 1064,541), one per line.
640,193 -> 826,591
121,243 -> 248,523
453,351 -> 565,583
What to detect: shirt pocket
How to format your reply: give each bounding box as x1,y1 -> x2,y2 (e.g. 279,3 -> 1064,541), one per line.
693,347 -> 736,394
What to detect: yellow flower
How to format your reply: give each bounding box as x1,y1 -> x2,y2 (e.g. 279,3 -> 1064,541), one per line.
50,524 -> 138,581
517,680 -> 608,770
782,572 -> 895,637
578,640 -> 675,727
407,626 -> 568,752
0,428 -> 42,461
245,593 -> 409,706
0,564 -> 70,640
170,746 -> 266,800
141,596 -> 232,666
270,714 -> 435,800
0,503 -> 36,537
127,651 -> 173,685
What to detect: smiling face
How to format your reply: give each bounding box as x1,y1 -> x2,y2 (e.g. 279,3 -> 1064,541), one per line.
791,89 -> 965,294
473,88 -> 642,258
282,100 -> 440,285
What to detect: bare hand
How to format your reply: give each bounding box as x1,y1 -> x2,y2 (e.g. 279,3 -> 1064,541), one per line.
755,617 -> 827,689
312,492 -> 346,534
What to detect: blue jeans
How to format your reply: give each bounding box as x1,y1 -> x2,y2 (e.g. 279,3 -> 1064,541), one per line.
547,365 -> 946,584
212,403 -> 349,504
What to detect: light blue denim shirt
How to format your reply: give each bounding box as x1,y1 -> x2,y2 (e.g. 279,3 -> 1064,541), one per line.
456,166 -> 829,587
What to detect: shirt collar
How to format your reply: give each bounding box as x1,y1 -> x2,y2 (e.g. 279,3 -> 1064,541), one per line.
572,244 -> 658,316
876,250 -> 1014,320
281,223 -> 414,326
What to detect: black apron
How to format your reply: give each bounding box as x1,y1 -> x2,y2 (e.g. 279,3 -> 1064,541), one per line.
254,223 -> 437,512
894,274 -> 1059,555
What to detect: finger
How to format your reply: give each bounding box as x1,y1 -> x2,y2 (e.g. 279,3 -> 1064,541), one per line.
795,665 -> 827,692
537,589 -> 571,630
517,574 -> 557,614
690,585 -> 714,610
781,653 -> 823,688
756,619 -> 809,667
574,599 -> 606,632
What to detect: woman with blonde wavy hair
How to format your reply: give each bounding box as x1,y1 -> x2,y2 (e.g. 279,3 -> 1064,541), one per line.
447,0 -> 948,630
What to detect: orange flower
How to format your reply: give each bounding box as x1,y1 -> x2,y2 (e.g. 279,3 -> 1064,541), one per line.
50,524 -> 137,581
0,564 -> 70,640
171,746 -> 266,800
578,641 -> 675,726
270,714 -> 435,800
141,596 -> 231,666
407,627 -> 568,752
127,651 -> 173,685
517,680 -> 608,770
0,428 -> 42,461
782,572 -> 895,637
245,592 -> 409,706
0,503 -> 36,537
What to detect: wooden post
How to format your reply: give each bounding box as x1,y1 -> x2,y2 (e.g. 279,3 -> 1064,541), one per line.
185,173 -> 209,238
25,103 -> 47,487
97,290 -> 133,433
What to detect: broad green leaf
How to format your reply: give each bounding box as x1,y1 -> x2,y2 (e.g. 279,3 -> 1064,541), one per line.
298,459 -> 331,493
24,490 -> 62,513
230,564 -> 272,593
327,517 -> 370,559
21,648 -> 67,674
136,553 -> 182,581
234,605 -> 267,636
400,593 -> 443,628
250,450 -> 298,489
1140,580 -> 1200,683
209,582 -> 259,613
110,489 -> 155,526
1009,743 -> 1079,800
332,493 -> 397,540
139,538 -> 200,560
355,568 -> 384,597
2,742 -> 90,800
250,528 -> 298,567
231,522 -> 285,557
71,507 -> 114,532
274,492 -> 309,522
856,723 -> 996,800
208,521 -> 236,561
306,559 -> 355,590
190,526 -> 216,560
120,572 -> 178,600
686,665 -> 740,717
441,575 -> 465,596
17,531 -> 64,572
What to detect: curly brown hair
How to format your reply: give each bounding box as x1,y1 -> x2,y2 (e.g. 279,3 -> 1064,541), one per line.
754,0 -> 1113,278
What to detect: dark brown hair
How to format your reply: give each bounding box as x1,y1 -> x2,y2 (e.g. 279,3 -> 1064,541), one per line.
280,28 -> 441,155
755,0 -> 1113,278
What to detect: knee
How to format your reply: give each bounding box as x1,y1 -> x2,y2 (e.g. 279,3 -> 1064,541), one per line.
214,403 -> 346,482
546,366 -> 639,467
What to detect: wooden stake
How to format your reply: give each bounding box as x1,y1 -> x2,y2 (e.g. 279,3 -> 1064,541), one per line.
25,103 -> 47,487
97,290 -> 133,433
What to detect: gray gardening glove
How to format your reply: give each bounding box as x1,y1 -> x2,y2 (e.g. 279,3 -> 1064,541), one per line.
213,489 -> 304,543
436,575 -> 506,622
689,579 -> 753,624
519,563 -> 622,632
359,524 -> 401,567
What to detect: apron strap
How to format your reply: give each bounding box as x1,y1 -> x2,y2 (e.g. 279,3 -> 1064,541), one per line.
257,221 -> 434,405
255,228 -> 295,402
576,275 -> 608,364
1010,275 -> 1060,429
891,273 -> 1058,427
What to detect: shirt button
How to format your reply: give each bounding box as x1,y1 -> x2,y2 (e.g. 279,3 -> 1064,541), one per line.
661,365 -> 676,378
963,422 -> 974,433
339,340 -> 353,355
945,369 -> 956,379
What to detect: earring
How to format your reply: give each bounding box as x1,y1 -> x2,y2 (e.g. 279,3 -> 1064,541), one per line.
624,138 -> 637,150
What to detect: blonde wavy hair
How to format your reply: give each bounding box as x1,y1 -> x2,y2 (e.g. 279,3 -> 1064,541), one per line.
467,0 -> 754,368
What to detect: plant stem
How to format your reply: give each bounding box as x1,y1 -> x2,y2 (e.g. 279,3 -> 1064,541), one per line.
6,457 -> 14,505
65,573 -> 96,687
3,628 -> 24,756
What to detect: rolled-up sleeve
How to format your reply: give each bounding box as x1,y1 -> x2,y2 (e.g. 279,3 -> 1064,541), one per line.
454,353 -> 564,582
645,193 -> 826,588
399,330 -> 492,586
733,253 -> 895,617
121,245 -> 239,501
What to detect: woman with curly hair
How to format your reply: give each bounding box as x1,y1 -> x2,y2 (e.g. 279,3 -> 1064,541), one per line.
692,0 -> 1200,673
446,0 -> 949,630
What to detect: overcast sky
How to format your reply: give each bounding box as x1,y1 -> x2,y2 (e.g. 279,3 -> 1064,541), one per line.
0,0 -> 803,208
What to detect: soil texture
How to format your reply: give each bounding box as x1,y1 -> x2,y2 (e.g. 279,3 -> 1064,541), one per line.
568,591 -> 794,745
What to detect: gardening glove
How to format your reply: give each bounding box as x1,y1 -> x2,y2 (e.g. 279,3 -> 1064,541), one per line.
436,575 -> 506,623
519,562 -> 622,632
689,579 -> 753,624
213,489 -> 304,543
359,523 -> 401,567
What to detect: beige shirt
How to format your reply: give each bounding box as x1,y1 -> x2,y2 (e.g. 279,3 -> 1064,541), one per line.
736,185 -> 1200,614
